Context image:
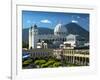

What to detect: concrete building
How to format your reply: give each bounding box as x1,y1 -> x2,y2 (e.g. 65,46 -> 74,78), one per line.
29,23 -> 68,49
29,23 -> 87,49
29,49 -> 53,59
37,41 -> 48,49
60,34 -> 86,49
53,49 -> 89,66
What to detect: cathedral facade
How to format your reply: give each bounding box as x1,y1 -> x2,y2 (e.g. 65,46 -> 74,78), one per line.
29,23 -> 86,49
29,23 -> 68,49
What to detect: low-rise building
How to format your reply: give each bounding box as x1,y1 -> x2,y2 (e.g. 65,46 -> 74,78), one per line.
60,34 -> 87,49
53,49 -> 89,66
37,41 -> 48,49
29,49 -> 53,59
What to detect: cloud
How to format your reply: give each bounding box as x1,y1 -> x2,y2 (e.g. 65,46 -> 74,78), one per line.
77,16 -> 80,19
71,20 -> 78,23
40,19 -> 51,24
27,20 -> 31,23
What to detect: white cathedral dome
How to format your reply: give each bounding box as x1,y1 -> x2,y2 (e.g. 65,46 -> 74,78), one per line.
54,23 -> 67,36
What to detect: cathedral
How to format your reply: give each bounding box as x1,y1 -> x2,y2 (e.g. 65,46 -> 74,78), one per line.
29,23 -> 87,49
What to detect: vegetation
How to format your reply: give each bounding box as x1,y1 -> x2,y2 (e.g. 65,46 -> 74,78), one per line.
45,60 -> 55,65
41,64 -> 48,68
22,56 -> 80,68
23,59 -> 33,67
32,58 -> 63,68
53,62 -> 62,67
34,60 -> 46,66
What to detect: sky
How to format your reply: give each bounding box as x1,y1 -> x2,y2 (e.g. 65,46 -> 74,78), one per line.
22,10 -> 89,31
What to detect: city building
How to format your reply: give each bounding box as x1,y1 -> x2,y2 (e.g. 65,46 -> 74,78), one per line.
60,34 -> 86,49
29,23 -> 68,49
37,41 -> 48,49
28,23 -> 89,66
30,49 -> 53,59
53,49 -> 89,66
29,23 -> 87,49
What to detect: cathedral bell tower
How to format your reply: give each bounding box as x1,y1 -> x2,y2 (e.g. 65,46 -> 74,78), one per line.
29,24 -> 38,49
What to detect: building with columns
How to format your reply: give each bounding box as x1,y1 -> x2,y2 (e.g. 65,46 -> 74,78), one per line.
53,49 -> 89,66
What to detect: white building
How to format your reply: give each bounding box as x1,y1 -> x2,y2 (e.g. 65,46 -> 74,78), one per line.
62,34 -> 86,49
29,23 -> 68,49
29,23 -> 86,49
37,41 -> 48,49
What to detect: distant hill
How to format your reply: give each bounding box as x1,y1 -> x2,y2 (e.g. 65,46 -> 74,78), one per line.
22,27 -> 54,43
64,23 -> 89,41
38,27 -> 54,34
22,28 -> 29,43
22,23 -> 89,44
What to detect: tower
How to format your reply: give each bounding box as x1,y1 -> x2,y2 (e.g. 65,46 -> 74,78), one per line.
29,24 -> 38,49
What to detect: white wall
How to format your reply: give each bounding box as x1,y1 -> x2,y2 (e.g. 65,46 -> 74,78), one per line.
0,0 -> 99,80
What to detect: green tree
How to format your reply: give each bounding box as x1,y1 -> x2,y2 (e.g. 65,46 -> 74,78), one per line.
45,60 -> 55,66
23,59 -> 33,66
53,62 -> 61,67
34,60 -> 40,65
39,60 -> 46,65
34,60 -> 46,67
41,64 -> 48,68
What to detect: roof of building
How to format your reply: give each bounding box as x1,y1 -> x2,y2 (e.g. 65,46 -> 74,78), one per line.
54,23 -> 67,34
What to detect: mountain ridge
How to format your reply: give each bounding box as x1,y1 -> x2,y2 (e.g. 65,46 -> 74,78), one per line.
22,23 -> 89,44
